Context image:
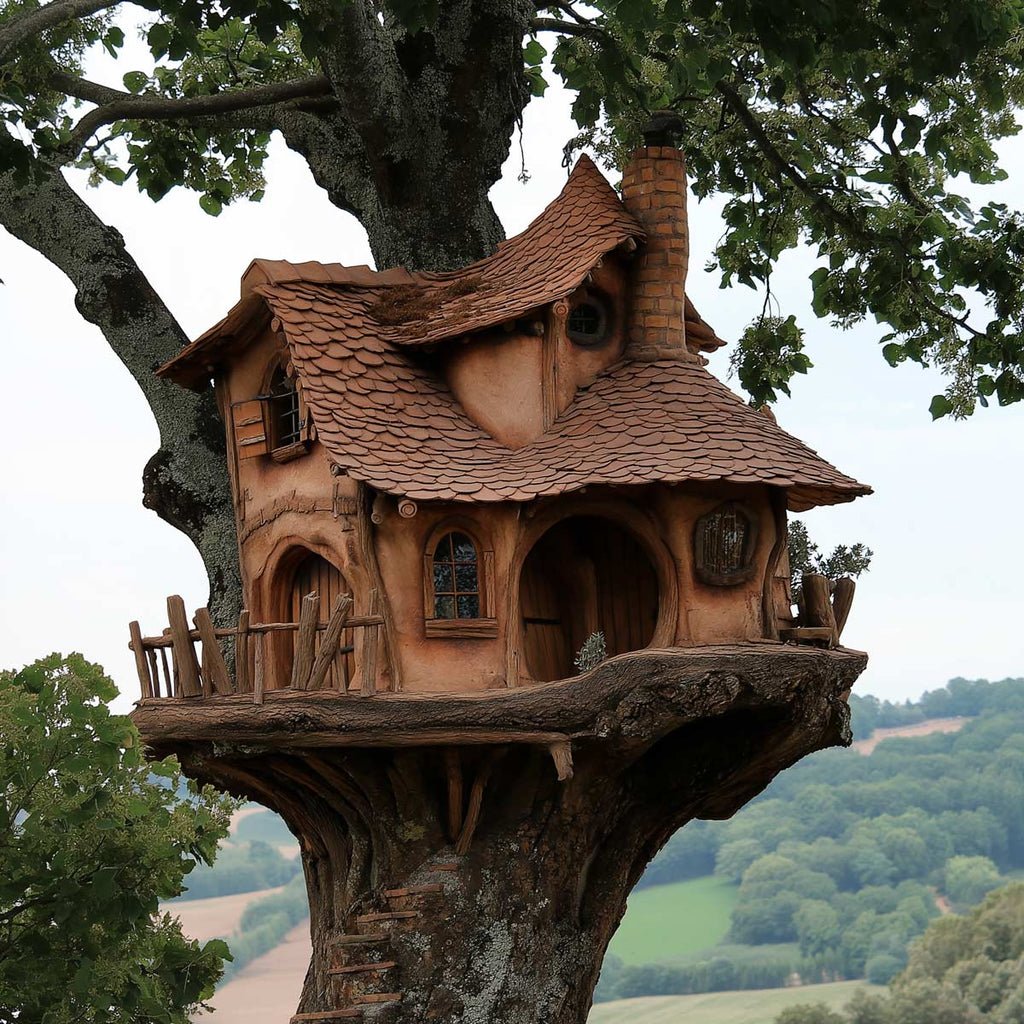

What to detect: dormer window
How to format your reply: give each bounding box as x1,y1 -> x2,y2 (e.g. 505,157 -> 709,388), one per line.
423,524 -> 497,638
567,297 -> 609,348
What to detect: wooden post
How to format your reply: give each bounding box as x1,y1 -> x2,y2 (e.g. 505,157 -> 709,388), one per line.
361,588 -> 380,697
761,487 -> 788,641
236,610 -> 251,694
444,748 -> 464,842
167,596 -> 202,697
548,740 -> 574,782
146,649 -> 161,699
253,631 -> 265,705
128,621 -> 153,700
159,632 -> 174,698
194,607 -> 233,694
291,593 -> 320,689
832,578 -> 856,641
307,594 -> 353,691
801,574 -> 838,646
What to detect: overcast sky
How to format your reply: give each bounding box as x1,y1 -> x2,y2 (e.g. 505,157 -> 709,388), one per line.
1,68 -> 1022,715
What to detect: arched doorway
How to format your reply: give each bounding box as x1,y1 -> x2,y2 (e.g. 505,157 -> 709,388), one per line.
519,516 -> 659,682
278,550 -> 354,689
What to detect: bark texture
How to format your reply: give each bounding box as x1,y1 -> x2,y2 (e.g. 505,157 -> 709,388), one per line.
135,644 -> 867,1023
0,157 -> 241,622
277,0 -> 534,270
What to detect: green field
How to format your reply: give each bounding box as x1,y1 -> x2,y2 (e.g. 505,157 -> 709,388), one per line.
607,876 -> 740,964
589,981 -> 876,1024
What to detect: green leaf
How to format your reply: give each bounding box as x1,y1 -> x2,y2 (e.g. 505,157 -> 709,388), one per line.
199,194 -> 223,217
523,39 -> 547,66
122,72 -> 149,95
929,394 -> 954,419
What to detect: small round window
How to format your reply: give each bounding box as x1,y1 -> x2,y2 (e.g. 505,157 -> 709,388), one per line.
566,299 -> 608,347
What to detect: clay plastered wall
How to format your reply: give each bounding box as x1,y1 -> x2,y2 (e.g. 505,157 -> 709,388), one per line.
222,327 -> 359,616
654,482 -> 777,644
442,260 -> 630,449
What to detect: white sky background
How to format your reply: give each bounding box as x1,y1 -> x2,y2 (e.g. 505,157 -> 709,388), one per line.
1,50 -> 1023,715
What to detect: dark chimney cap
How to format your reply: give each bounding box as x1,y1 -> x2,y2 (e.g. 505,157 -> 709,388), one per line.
642,112 -> 686,147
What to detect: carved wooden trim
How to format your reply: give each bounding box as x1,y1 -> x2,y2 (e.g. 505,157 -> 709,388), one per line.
268,439 -> 311,464
761,487 -> 789,640
424,618 -> 499,639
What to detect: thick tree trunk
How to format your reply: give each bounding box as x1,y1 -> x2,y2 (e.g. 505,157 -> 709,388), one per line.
0,154 -> 242,622
280,0 -> 534,271
137,645 -> 867,1023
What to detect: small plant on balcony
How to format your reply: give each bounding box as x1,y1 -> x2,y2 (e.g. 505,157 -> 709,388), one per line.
574,631 -> 608,673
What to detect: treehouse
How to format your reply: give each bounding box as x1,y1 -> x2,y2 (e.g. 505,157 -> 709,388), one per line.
128,144 -> 869,706
127,143 -> 872,1024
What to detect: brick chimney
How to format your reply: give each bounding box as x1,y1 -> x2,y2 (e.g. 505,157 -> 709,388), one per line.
621,145 -> 695,362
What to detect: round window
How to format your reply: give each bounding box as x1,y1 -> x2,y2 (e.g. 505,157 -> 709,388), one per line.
566,299 -> 609,347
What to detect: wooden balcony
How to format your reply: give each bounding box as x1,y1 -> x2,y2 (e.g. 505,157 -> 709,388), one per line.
128,592 -> 384,703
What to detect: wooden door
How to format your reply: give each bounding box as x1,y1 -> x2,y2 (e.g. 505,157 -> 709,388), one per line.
520,517 -> 658,681
286,553 -> 353,689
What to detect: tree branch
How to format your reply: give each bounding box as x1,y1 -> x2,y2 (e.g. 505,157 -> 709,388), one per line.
531,16 -> 605,40
57,73 -> 333,158
0,0 -> 120,65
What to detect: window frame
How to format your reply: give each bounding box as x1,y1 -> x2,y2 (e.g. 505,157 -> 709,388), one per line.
422,522 -> 497,639
565,294 -> 611,349
261,362 -> 312,463
693,501 -> 759,586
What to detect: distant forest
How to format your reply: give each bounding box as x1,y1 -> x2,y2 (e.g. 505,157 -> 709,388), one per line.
597,676 -> 1024,1001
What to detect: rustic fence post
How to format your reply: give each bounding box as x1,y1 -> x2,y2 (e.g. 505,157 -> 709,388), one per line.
361,588 -> 380,696
832,578 -> 856,640
801,574 -> 838,646
253,631 -> 265,705
166,597 -> 202,697
291,593 -> 320,689
128,621 -> 153,700
307,594 -> 353,691
194,607 -> 233,694
236,610 -> 251,694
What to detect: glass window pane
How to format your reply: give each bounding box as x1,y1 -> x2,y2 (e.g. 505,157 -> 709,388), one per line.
452,533 -> 476,562
433,563 -> 454,593
434,534 -> 453,561
457,594 -> 480,619
454,564 -> 478,592
434,595 -> 455,619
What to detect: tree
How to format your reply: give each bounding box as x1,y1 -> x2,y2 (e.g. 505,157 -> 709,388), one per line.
3,0 -> 1024,615
775,1006 -> 846,1024
944,856 -> 1003,908
0,653 -> 234,1023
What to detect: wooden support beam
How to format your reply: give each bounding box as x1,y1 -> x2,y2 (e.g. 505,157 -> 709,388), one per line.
801,574 -> 838,646
548,739 -> 574,781
361,588 -> 380,697
306,594 -> 353,691
443,748 -> 464,842
128,621 -> 152,700
832,578 -> 856,640
761,487 -> 788,641
166,595 -> 202,697
194,607 -> 233,694
291,593 -> 320,689
456,747 -> 507,855
236,610 -> 251,694
779,627 -> 834,643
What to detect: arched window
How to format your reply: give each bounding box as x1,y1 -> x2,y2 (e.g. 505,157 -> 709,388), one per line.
694,503 -> 758,586
267,367 -> 302,451
432,532 -> 480,619
423,527 -> 496,638
566,295 -> 610,348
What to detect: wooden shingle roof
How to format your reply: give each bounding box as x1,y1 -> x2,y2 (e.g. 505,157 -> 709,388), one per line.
159,156 -> 869,512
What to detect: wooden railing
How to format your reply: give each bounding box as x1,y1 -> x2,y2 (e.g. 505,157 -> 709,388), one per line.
129,591 -> 384,703
778,573 -> 856,646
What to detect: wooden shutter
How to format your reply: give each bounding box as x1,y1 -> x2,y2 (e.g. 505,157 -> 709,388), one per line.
232,398 -> 269,460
